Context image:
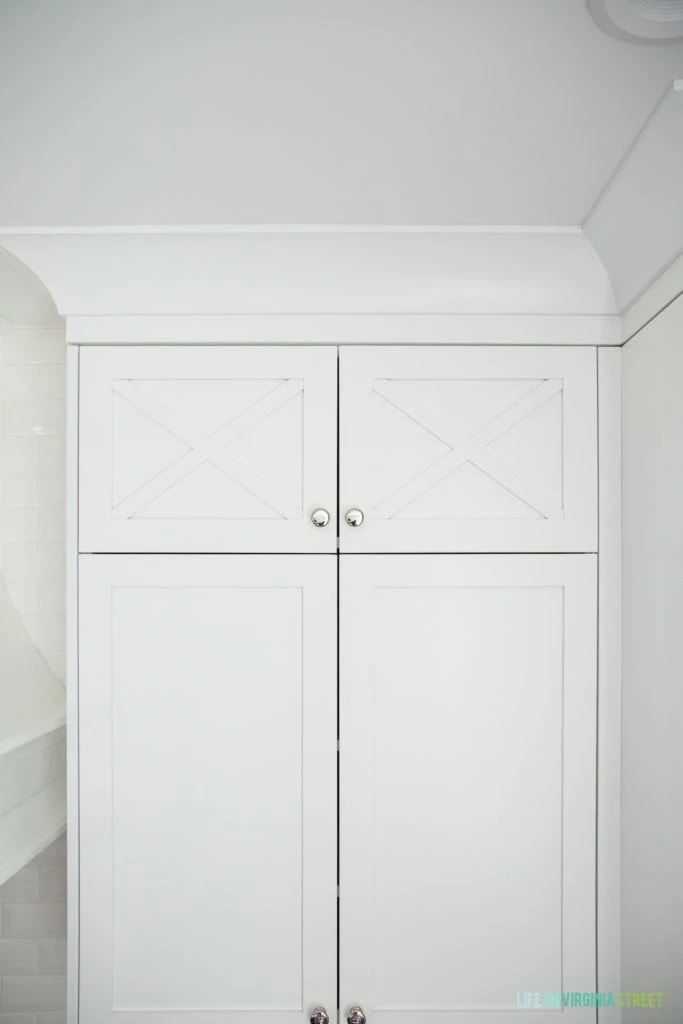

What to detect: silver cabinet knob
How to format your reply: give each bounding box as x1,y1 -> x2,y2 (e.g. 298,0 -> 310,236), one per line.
347,1008 -> 366,1024
310,508 -> 331,528
344,508 -> 364,528
309,1009 -> 329,1024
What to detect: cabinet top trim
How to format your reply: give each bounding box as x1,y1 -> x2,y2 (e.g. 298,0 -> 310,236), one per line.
66,314 -> 620,347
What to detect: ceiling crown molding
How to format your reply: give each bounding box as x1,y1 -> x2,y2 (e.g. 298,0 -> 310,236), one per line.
583,81 -> 683,331
0,229 -> 616,319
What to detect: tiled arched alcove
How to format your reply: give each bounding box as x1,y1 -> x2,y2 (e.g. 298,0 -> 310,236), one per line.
0,326 -> 66,684
0,247 -> 67,1019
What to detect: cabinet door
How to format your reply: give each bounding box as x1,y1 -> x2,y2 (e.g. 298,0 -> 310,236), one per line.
339,347 -> 597,552
79,555 -> 336,1024
340,555 -> 597,1024
79,346 -> 337,552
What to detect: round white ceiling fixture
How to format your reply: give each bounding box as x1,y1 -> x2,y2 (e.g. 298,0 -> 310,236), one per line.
588,0 -> 683,41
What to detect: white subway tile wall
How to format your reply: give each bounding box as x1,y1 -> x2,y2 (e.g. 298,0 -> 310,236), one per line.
0,835 -> 67,1023
0,328 -> 66,684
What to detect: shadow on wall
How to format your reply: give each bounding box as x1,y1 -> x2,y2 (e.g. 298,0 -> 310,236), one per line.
0,834 -> 67,1019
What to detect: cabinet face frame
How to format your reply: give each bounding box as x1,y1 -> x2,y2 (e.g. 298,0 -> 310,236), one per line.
596,348 -> 622,1021
66,345 -> 80,1024
78,345 -> 338,554
77,554 -> 337,1024
339,346 -> 598,554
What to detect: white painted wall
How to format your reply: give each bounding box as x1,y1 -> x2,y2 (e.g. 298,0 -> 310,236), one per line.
0,328 -> 66,683
622,294 -> 683,1022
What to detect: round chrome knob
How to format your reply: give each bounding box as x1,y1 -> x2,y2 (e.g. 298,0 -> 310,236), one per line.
310,1008 -> 330,1024
310,508 -> 331,528
347,1008 -> 366,1024
344,508 -> 364,528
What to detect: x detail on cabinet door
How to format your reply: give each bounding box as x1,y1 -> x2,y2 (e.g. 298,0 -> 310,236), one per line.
79,346 -> 337,553
340,554 -> 597,1024
78,555 -> 337,1024
339,346 -> 597,552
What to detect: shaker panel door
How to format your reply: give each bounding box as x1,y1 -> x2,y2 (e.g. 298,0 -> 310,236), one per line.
79,555 -> 337,1024
79,346 -> 337,552
339,346 -> 597,552
340,554 -> 597,1024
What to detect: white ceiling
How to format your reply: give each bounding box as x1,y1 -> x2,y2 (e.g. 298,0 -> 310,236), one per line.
0,0 -> 681,227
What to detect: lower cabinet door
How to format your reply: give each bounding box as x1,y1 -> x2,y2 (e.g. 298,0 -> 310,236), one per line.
340,555 -> 597,1024
78,555 -> 337,1024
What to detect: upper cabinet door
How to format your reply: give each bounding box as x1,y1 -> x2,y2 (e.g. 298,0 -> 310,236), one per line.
79,346 -> 337,552
339,346 -> 597,552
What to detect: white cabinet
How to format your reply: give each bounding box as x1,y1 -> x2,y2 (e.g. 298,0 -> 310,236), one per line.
340,347 -> 597,553
79,346 -> 338,553
74,342 -> 605,1024
339,555 -> 597,1023
78,555 -> 337,1024
79,344 -> 597,556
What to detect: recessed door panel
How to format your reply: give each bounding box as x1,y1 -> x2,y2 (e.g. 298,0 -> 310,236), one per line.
340,555 -> 597,1024
339,347 -> 597,552
79,346 -> 337,552
79,555 -> 337,1024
